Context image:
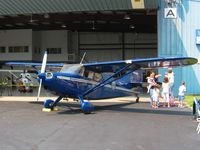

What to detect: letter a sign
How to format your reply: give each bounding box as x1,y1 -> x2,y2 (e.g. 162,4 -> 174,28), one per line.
164,8 -> 177,19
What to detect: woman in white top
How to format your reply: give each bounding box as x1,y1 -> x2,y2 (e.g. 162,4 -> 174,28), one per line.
166,67 -> 174,100
162,77 -> 170,107
147,71 -> 161,107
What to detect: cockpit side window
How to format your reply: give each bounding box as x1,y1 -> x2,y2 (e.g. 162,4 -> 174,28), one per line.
88,71 -> 94,79
82,69 -> 102,81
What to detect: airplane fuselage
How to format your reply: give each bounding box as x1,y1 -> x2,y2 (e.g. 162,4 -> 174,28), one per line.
39,72 -> 135,100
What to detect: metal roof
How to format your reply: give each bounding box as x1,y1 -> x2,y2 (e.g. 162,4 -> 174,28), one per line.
0,10 -> 157,32
144,0 -> 158,9
0,0 -> 158,15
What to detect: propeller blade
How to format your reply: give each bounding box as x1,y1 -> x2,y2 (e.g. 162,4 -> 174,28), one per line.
37,51 -> 47,101
41,51 -> 47,73
37,79 -> 42,101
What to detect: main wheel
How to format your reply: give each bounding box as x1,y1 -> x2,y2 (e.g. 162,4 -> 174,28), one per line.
193,101 -> 199,120
136,97 -> 139,103
81,102 -> 94,114
44,99 -> 54,108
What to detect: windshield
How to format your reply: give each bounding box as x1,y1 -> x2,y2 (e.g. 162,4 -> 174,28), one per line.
60,64 -> 84,75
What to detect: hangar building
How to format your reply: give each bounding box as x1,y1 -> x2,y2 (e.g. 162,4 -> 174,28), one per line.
0,0 -> 199,95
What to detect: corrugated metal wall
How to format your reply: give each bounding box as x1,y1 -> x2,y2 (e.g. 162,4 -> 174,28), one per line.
0,0 -> 132,15
0,0 -> 158,15
158,0 -> 200,95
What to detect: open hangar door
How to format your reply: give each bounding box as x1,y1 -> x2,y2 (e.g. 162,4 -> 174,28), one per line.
78,10 -> 157,62
0,9 -> 157,63
79,32 -> 157,62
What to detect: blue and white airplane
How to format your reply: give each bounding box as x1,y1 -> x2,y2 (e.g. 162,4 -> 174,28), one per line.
2,52 -> 198,114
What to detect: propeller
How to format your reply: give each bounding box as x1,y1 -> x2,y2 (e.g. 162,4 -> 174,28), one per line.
37,51 -> 47,101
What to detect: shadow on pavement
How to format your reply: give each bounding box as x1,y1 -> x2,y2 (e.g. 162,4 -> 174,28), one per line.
29,101 -> 191,116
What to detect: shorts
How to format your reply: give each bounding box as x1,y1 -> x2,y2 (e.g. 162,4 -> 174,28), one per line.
178,95 -> 185,101
152,95 -> 159,102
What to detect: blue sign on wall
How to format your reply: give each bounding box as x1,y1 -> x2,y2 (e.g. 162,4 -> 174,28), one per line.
196,29 -> 200,44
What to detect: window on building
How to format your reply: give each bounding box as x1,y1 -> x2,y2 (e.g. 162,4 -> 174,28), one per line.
9,46 -> 29,53
38,48 -> 41,54
34,47 -> 41,54
0,47 -> 6,53
34,47 -> 37,54
47,48 -> 61,54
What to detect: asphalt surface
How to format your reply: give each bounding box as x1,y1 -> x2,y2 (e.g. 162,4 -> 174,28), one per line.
0,99 -> 199,150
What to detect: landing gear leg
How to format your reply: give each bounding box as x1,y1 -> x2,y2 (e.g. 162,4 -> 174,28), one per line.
78,96 -> 94,114
50,96 -> 63,109
136,94 -> 139,103
43,96 -> 63,112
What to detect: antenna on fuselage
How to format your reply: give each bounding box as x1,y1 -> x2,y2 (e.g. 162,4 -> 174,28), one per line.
80,52 -> 86,64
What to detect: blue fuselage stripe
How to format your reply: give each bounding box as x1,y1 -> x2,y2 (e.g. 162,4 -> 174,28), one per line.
42,73 -> 134,99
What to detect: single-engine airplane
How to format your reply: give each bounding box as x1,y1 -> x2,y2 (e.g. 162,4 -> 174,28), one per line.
0,69 -> 34,93
16,72 -> 34,93
1,52 -> 198,114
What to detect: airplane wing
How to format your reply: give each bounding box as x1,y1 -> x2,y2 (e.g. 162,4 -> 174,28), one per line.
1,57 -> 197,72
83,57 -> 198,73
82,56 -> 197,96
1,62 -> 64,67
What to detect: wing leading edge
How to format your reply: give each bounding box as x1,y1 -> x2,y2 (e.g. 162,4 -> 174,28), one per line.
1,57 -> 197,72
2,62 -> 64,67
83,57 -> 198,72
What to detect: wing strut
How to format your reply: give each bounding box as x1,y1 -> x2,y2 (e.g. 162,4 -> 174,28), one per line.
82,63 -> 139,97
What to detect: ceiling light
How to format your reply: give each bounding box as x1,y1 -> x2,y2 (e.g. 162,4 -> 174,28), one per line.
124,14 -> 131,20
92,21 -> 96,30
61,24 -> 67,28
5,24 -> 14,27
15,23 -> 25,26
29,14 -> 38,23
129,25 -> 135,29
44,13 -> 50,19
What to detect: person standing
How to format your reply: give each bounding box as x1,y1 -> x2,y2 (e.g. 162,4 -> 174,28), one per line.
147,71 -> 161,107
152,86 -> 160,109
178,81 -> 186,108
166,67 -> 175,103
162,77 -> 170,107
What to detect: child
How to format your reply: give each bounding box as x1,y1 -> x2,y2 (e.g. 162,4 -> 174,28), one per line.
178,81 -> 186,108
165,67 -> 175,101
162,77 -> 170,107
152,86 -> 160,109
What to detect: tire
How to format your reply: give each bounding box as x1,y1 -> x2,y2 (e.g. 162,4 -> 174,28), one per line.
193,102 -> 197,120
44,99 -> 54,108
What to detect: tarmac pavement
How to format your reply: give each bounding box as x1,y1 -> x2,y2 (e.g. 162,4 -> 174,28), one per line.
0,96 -> 199,150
